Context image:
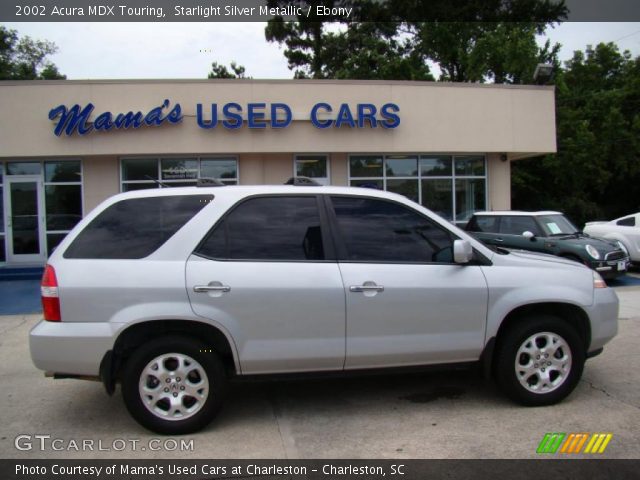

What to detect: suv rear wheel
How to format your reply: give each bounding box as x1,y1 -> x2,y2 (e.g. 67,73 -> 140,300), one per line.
121,336 -> 227,434
494,315 -> 585,406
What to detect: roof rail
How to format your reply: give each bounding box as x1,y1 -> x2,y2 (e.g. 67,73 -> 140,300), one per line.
197,178 -> 226,187
284,176 -> 322,186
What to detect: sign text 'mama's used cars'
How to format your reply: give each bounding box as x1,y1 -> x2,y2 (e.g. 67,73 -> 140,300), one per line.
30,185 -> 619,434
465,211 -> 630,278
584,212 -> 640,264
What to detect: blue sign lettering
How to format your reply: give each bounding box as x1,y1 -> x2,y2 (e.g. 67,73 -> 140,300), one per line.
48,99 -> 183,136
310,103 -> 333,129
50,100 -> 399,136
380,103 -> 401,129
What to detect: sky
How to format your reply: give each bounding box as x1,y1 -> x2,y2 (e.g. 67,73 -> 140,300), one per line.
4,22 -> 640,80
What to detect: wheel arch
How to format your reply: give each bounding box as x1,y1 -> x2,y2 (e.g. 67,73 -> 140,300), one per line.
483,302 -> 591,379
101,319 -> 239,395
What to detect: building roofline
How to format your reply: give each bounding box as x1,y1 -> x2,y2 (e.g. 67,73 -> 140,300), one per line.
0,78 -> 555,91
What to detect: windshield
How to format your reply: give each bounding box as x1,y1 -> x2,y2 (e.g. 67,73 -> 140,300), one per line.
537,215 -> 579,236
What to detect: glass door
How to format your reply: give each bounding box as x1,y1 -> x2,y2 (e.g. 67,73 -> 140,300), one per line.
5,176 -> 46,264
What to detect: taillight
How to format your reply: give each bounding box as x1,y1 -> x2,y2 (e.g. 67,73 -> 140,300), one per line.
41,264 -> 61,321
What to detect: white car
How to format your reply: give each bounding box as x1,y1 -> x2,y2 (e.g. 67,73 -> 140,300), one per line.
584,213 -> 640,263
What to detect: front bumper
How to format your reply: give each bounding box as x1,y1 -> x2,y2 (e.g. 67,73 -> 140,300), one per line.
586,287 -> 619,352
590,256 -> 630,278
30,320 -> 116,376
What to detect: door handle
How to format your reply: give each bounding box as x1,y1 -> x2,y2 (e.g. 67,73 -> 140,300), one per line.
193,285 -> 231,293
494,238 -> 504,242
350,285 -> 384,293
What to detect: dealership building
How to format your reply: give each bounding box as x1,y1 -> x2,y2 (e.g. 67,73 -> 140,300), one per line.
0,79 -> 556,266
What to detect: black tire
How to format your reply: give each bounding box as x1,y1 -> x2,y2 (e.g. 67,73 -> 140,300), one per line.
494,315 -> 585,406
121,336 -> 227,434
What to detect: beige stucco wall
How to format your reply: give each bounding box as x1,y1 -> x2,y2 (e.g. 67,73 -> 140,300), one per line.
487,153 -> 511,211
0,79 -> 556,158
82,155 -> 119,214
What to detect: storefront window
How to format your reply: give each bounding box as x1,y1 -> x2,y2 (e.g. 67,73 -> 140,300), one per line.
387,179 -> 419,203
349,156 -> 383,178
349,154 -> 486,223
121,157 -> 238,191
295,155 -> 328,179
455,178 -> 486,224
422,179 -> 453,220
386,156 -> 418,177
420,156 -> 452,176
161,158 -> 198,181
201,158 -> 238,183
7,162 -> 41,176
44,160 -> 82,257
455,156 -> 485,176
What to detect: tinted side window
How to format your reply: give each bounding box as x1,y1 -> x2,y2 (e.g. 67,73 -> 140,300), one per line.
467,216 -> 499,233
499,216 -> 541,236
331,196 -> 454,263
617,217 -> 635,226
64,195 -> 213,259
197,196 -> 325,261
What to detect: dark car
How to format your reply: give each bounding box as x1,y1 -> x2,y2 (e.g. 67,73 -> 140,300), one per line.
465,211 -> 630,278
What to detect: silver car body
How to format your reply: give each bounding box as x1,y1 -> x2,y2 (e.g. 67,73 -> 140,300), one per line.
584,213 -> 640,262
30,186 -> 619,378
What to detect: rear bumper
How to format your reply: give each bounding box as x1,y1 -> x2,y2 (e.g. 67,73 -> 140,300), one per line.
29,320 -> 116,376
586,288 -> 619,352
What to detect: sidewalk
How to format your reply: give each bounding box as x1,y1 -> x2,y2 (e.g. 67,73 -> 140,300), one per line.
616,286 -> 640,319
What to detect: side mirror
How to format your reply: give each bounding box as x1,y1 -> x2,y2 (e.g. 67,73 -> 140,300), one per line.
453,239 -> 473,264
522,231 -> 535,240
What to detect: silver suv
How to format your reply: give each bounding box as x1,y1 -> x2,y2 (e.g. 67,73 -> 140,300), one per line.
30,183 -> 619,434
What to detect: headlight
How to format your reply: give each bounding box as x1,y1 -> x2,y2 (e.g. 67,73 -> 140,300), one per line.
617,241 -> 629,256
585,244 -> 601,260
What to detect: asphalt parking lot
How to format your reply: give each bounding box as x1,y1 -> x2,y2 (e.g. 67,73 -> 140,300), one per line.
0,284 -> 639,460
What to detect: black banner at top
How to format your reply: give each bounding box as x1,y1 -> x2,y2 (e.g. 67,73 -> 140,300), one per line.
1,0 -> 640,22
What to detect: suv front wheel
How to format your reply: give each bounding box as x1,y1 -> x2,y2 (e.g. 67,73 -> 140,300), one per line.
121,336 -> 227,434
494,315 -> 585,406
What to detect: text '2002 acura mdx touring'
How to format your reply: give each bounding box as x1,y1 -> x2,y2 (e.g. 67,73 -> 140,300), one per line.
30,182 -> 619,434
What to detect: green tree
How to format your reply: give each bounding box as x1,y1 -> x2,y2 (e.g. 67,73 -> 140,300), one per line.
208,61 -> 249,79
265,1 -> 430,79
415,22 -> 560,83
265,0 -> 567,82
512,43 -> 640,225
0,26 -> 66,80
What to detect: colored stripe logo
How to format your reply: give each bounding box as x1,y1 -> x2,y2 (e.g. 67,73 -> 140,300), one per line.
537,433 -> 612,454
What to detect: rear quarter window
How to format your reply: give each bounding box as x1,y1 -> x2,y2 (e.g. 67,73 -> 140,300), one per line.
617,217 -> 635,227
63,194 -> 213,259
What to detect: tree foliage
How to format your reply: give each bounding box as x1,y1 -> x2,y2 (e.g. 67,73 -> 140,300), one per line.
264,0 -> 567,83
208,61 -> 249,79
0,26 -> 65,80
512,43 -> 640,226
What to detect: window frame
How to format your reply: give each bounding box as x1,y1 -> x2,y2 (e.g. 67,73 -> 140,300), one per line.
194,194 -> 337,263
325,194 -> 461,265
120,155 -> 239,192
347,153 -> 488,224
43,159 -> 84,256
1,159 -> 83,259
